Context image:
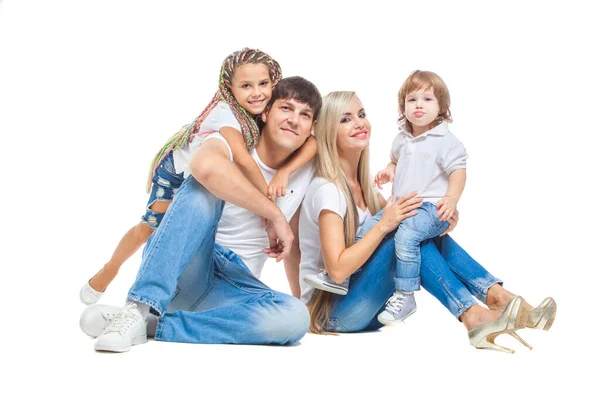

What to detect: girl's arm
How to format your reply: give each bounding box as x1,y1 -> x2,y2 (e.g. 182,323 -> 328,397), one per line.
220,127 -> 269,197
320,193 -> 422,284
268,136 -> 317,199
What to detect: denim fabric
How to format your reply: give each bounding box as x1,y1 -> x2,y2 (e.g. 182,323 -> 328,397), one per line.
141,152 -> 185,228
356,202 -> 449,292
128,176 -> 309,344
327,234 -> 502,333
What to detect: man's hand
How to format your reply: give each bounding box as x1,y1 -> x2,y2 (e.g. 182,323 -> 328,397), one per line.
436,195 -> 457,222
263,216 -> 294,262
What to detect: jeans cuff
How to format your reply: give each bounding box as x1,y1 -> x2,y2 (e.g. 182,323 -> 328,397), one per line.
394,277 -> 420,292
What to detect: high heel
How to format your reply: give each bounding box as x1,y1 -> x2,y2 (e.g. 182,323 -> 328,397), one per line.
527,297 -> 557,331
468,296 -> 529,354
509,332 -> 532,350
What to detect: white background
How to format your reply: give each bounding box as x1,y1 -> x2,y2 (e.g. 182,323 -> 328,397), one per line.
1,0 -> 598,398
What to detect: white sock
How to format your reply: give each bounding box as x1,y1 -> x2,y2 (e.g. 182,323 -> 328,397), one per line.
127,301 -> 150,319
399,290 -> 414,295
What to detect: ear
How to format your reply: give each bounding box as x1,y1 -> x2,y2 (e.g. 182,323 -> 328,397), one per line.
310,120 -> 317,135
261,107 -> 270,123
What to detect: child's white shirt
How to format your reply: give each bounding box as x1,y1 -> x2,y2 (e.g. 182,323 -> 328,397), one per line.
390,122 -> 468,204
173,101 -> 242,177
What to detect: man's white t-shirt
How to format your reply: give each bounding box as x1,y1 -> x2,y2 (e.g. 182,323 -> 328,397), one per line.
298,177 -> 372,304
173,102 -> 242,178
199,133 -> 315,278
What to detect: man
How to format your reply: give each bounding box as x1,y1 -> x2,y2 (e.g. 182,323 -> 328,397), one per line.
82,77 -> 321,352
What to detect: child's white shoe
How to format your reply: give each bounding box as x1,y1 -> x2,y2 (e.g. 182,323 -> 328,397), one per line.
79,281 -> 103,305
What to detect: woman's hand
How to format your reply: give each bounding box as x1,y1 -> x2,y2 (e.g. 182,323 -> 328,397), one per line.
378,192 -> 422,234
440,209 -> 459,236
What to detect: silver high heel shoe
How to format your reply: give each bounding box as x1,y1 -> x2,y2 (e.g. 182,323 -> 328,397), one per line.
468,296 -> 529,353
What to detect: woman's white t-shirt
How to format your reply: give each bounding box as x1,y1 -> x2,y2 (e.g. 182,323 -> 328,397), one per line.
298,177 -> 372,304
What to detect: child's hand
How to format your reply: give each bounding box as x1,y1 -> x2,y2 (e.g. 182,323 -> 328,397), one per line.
373,166 -> 395,189
268,170 -> 289,201
437,196 -> 457,222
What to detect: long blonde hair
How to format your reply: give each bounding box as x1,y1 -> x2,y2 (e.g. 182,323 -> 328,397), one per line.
308,91 -> 381,334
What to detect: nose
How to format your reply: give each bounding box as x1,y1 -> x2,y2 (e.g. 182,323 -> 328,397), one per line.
415,98 -> 423,108
251,86 -> 261,98
355,119 -> 365,129
287,111 -> 299,126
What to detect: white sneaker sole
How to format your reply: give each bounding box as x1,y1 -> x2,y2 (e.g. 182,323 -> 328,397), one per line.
304,275 -> 348,296
377,307 -> 417,325
94,334 -> 148,353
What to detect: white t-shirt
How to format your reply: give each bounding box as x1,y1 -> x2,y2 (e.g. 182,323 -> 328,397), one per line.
390,122 -> 468,204
173,101 -> 242,177
298,177 -> 372,304
199,134 -> 315,278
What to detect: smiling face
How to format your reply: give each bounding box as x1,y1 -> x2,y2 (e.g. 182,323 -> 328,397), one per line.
336,96 -> 371,155
404,87 -> 440,136
230,63 -> 273,115
261,98 -> 316,153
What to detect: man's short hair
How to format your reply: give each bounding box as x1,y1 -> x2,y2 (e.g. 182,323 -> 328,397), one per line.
267,76 -> 322,120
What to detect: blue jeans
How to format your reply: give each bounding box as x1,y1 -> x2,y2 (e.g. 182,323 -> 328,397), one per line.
327,235 -> 502,332
127,176 -> 309,344
356,202 -> 449,292
142,152 -> 185,228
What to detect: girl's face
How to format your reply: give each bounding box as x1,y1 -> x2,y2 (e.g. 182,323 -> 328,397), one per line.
336,96 -> 371,154
230,63 -> 273,115
404,87 -> 440,135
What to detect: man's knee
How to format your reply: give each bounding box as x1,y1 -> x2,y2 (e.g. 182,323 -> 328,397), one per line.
262,296 -> 309,344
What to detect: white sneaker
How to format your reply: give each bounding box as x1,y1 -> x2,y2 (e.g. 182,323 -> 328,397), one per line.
80,304 -> 121,338
304,271 -> 349,295
79,281 -> 103,305
94,303 -> 147,352
377,291 -> 417,325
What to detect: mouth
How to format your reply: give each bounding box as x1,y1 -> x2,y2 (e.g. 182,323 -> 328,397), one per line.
413,111 -> 425,118
248,99 -> 266,107
351,129 -> 368,139
281,127 -> 298,136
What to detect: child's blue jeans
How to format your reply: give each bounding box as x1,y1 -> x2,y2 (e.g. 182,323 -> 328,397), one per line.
356,202 -> 449,292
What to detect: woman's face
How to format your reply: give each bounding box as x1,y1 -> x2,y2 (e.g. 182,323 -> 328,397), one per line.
336,96 -> 371,154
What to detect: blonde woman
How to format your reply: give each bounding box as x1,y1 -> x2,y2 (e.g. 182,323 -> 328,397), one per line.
297,91 -> 556,352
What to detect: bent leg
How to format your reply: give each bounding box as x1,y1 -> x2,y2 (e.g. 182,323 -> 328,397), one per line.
432,235 -> 502,303
127,176 -> 224,315
157,247 -> 309,344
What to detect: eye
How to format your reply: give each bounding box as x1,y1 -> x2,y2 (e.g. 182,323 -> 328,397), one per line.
340,117 -> 351,123
425,97 -> 433,101
359,112 -> 366,118
241,84 -> 250,89
407,98 -> 415,102
302,112 -> 311,119
260,81 -> 270,87
281,106 -> 290,111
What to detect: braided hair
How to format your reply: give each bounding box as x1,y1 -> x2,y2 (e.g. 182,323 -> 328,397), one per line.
146,48 -> 282,192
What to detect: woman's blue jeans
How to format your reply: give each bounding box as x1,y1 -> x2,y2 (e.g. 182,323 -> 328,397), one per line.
327,234 -> 502,332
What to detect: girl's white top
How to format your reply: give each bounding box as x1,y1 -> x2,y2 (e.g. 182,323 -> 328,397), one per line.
173,102 -> 242,177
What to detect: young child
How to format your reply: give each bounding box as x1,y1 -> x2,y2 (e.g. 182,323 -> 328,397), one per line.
304,71 -> 467,324
80,48 -> 317,305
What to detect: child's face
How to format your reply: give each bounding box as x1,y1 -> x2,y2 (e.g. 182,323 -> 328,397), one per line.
230,63 -> 273,115
404,87 -> 440,133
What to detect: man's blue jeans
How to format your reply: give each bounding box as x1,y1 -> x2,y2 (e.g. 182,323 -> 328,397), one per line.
127,176 -> 309,344
327,234 -> 502,332
357,202 -> 449,292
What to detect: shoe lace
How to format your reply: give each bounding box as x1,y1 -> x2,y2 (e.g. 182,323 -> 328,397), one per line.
385,292 -> 406,314
104,303 -> 141,334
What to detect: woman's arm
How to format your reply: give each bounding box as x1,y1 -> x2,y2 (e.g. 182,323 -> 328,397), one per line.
220,127 -> 269,197
320,193 -> 422,284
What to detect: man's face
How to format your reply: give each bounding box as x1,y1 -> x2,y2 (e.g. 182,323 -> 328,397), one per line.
261,98 -> 315,152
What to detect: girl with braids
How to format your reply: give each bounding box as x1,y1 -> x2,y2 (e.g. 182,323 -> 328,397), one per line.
80,48 -> 317,305
298,91 -> 556,352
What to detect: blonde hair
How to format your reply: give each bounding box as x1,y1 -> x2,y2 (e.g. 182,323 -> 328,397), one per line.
398,70 -> 452,133
308,91 -> 381,334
